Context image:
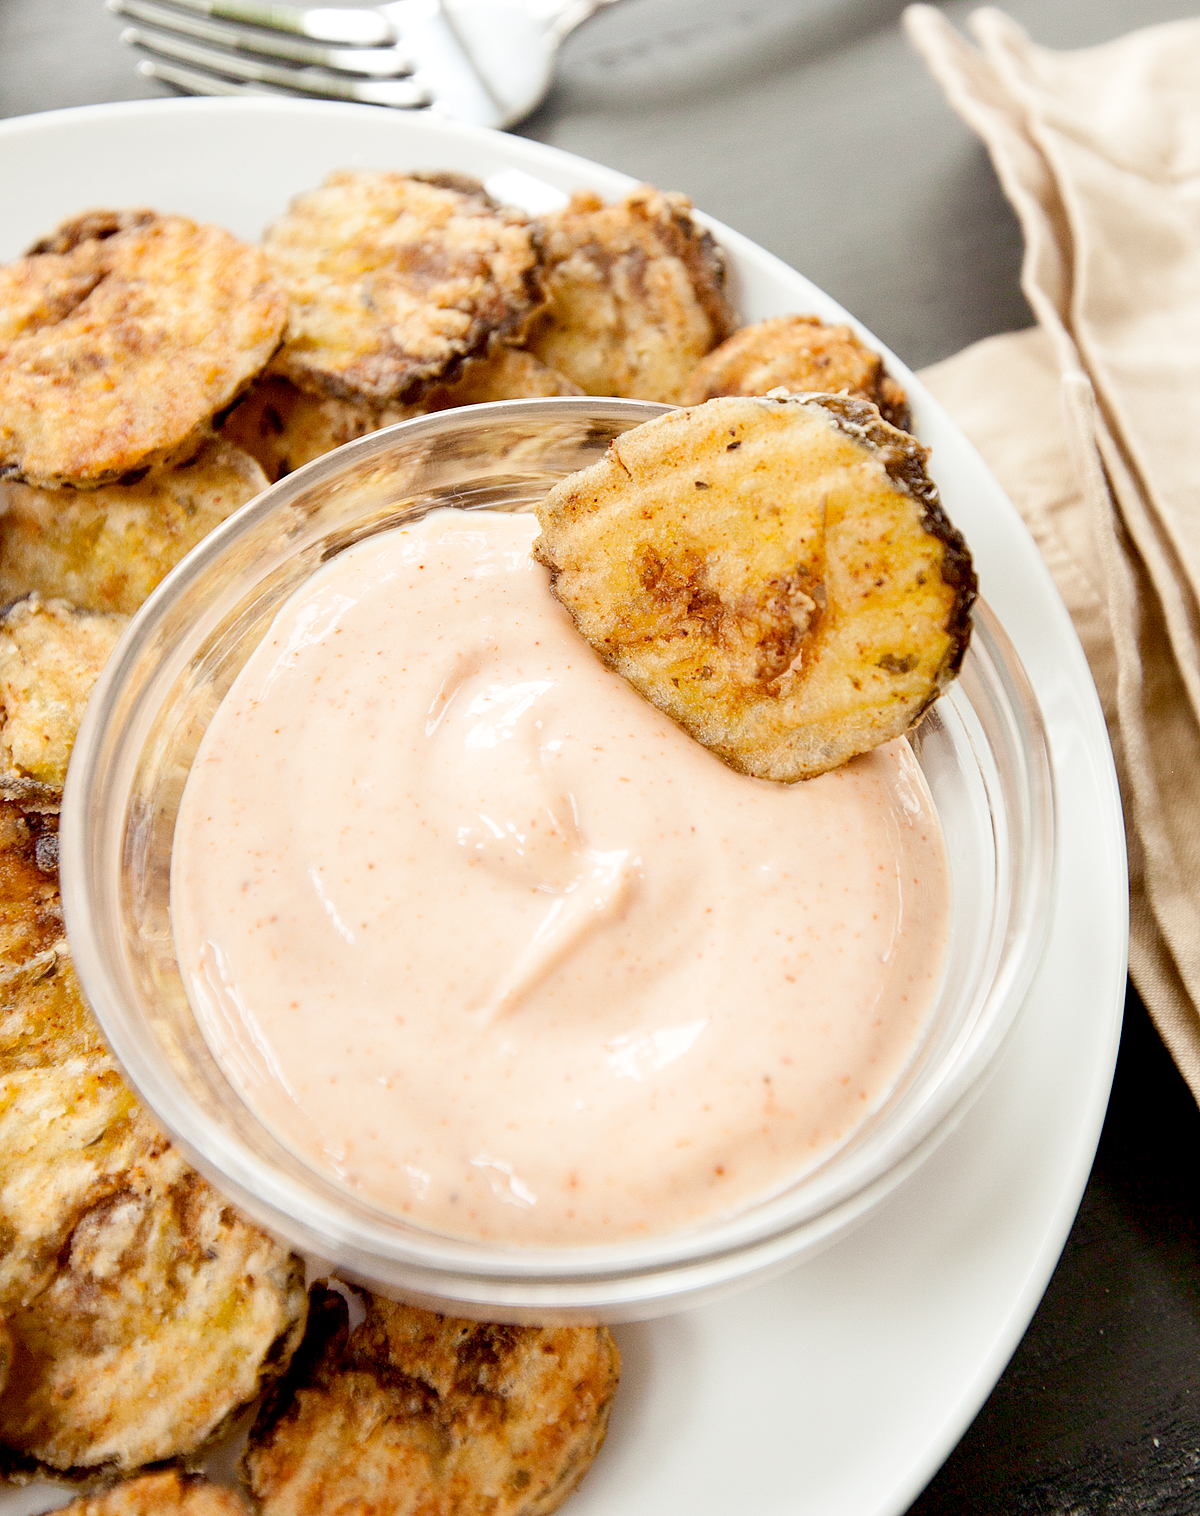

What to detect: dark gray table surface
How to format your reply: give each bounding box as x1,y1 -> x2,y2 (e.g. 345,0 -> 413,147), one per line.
4,1 -> 1200,1511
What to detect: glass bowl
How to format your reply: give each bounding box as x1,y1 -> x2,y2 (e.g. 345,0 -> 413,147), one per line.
60,397 -> 1055,1324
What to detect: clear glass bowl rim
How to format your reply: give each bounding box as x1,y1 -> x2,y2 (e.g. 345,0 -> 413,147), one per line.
60,397 -> 1057,1319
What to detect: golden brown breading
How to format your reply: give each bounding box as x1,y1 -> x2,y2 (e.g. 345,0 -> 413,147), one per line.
26,210 -> 159,257
0,1137 -> 307,1474
534,394 -> 976,782
54,1470 -> 249,1516
0,803 -> 65,1001
0,214 -> 286,488
0,802 -> 135,1324
244,1285 -> 620,1516
0,1049 -> 155,1319
220,377 -> 403,486
0,951 -> 307,1474
525,186 -> 735,403
0,790 -> 307,1478
680,314 -> 911,430
0,434 -> 268,615
421,344 -> 582,409
0,596 -> 127,808
223,348 -> 579,483
263,171 -> 544,403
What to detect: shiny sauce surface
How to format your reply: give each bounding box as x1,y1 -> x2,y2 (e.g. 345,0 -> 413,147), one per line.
171,509 -> 951,1245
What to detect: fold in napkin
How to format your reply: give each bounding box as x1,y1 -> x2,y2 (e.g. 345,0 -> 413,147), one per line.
905,6 -> 1200,1096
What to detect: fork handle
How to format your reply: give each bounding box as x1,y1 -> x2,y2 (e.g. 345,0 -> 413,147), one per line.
163,0 -> 396,47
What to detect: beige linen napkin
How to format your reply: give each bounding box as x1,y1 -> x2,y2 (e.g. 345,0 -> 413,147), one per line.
904,6 -> 1200,1094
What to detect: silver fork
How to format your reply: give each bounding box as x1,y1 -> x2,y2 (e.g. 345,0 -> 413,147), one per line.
108,0 -> 621,129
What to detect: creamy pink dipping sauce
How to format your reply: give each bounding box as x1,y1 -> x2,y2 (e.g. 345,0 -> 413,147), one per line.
171,508 -> 952,1247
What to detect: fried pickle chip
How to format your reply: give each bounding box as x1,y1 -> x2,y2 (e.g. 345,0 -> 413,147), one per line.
0,1055 -> 154,1315
421,345 -> 582,409
244,1284 -> 620,1516
0,787 -> 307,1477
0,1139 -> 307,1474
0,801 -> 122,1319
0,803 -> 65,995
0,597 -> 127,807
0,862 -> 308,1476
54,1470 -> 249,1516
27,210 -> 158,257
0,982 -> 307,1479
263,171 -> 544,403
0,214 -> 286,487
220,377 -> 404,486
0,435 -> 267,614
0,800 -> 136,1321
525,186 -> 735,403
681,314 -> 911,430
223,349 -> 579,483
534,394 -> 976,781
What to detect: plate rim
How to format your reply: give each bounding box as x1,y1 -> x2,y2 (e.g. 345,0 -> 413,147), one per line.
0,94 -> 1129,1516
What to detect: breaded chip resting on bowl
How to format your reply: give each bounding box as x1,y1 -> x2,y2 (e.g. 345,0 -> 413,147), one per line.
534,393 -> 976,781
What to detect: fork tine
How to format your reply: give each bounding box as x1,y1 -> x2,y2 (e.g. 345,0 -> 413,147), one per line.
137,55 -> 289,96
108,0 -> 414,77
150,0 -> 396,48
123,25 -> 433,105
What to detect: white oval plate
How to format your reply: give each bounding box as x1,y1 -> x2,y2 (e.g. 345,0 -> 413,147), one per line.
0,99 -> 1126,1516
